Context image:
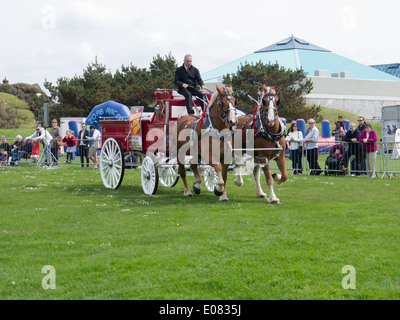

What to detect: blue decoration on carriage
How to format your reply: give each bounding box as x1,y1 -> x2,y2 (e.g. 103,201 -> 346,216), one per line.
85,101 -> 131,132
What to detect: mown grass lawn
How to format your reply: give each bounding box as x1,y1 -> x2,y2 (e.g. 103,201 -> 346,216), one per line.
0,165 -> 399,300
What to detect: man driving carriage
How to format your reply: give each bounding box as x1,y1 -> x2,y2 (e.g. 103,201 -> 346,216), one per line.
174,54 -> 206,115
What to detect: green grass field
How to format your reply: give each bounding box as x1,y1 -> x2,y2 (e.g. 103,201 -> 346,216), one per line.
1,164 -> 399,300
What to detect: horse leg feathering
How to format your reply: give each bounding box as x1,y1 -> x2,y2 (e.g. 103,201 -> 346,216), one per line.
191,164 -> 202,194
234,164 -> 244,187
264,168 -> 280,204
254,165 -> 267,198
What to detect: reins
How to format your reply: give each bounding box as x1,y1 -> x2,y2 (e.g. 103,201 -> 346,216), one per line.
185,87 -> 237,141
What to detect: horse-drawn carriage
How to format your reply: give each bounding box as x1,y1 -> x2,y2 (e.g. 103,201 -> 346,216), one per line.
98,84 -> 288,203
98,88 -> 219,195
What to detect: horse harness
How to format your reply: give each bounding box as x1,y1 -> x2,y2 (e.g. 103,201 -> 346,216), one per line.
184,87 -> 236,142
236,93 -> 286,164
254,101 -> 286,141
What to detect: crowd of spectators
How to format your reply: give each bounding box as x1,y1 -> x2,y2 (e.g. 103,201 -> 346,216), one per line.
0,116 -> 381,177
0,120 -> 101,168
285,115 -> 378,177
1,135 -> 39,166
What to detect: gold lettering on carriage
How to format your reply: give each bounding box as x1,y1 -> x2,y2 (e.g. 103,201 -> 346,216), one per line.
130,106 -> 143,150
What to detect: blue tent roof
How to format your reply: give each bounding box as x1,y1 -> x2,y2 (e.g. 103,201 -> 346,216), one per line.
202,36 -> 400,83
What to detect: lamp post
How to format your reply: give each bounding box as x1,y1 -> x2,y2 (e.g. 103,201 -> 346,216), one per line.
36,93 -> 42,125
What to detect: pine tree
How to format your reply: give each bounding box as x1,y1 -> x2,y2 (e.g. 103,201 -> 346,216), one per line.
223,62 -> 322,122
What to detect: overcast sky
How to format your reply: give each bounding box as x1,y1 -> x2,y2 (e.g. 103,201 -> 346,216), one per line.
1,0 -> 399,91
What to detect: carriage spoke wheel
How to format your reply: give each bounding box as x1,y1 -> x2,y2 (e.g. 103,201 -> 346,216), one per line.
159,161 -> 179,188
100,138 -> 125,189
202,166 -> 218,193
141,156 -> 159,195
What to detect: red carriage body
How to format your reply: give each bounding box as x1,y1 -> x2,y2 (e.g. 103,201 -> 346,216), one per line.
98,89 -> 211,192
100,90 -> 209,156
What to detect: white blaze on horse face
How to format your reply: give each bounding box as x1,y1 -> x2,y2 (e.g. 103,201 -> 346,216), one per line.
267,98 -> 275,124
228,100 -> 237,126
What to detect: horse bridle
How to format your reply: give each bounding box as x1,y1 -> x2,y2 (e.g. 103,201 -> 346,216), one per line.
253,90 -> 285,162
216,87 -> 235,124
260,92 -> 278,125
255,91 -> 286,142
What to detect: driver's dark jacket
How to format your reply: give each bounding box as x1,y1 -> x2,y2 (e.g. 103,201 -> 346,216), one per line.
174,64 -> 204,89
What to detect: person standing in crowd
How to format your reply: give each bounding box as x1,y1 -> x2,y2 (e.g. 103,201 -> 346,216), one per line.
25,126 -> 53,166
357,116 -> 367,174
342,122 -> 361,176
78,123 -> 90,168
332,121 -> 346,142
62,130 -> 77,164
30,139 -> 40,163
49,119 -> 62,166
86,125 -> 101,169
303,119 -> 321,175
286,121 -> 303,175
174,54 -> 206,115
336,115 -> 345,130
358,123 -> 378,178
357,116 -> 366,133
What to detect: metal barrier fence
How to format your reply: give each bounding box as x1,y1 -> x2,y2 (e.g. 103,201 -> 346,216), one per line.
380,141 -> 400,178
285,140 -> 399,178
0,137 -> 101,167
2,135 -> 399,178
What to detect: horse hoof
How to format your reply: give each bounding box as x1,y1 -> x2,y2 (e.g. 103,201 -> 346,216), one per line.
270,200 -> 281,205
184,191 -> 193,197
219,198 -> 229,202
257,193 -> 267,198
234,180 -> 243,187
214,187 -> 223,197
271,173 -> 277,179
193,186 -> 201,194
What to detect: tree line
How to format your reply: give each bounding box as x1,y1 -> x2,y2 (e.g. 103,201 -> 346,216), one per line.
44,53 -> 178,119
0,53 -> 321,128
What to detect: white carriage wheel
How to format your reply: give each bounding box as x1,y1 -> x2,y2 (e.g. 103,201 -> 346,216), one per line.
203,166 -> 218,193
141,156 -> 159,195
100,138 -> 125,189
159,161 -> 179,188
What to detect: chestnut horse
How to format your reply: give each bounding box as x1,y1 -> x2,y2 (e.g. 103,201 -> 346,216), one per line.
173,85 -> 237,201
234,85 -> 288,204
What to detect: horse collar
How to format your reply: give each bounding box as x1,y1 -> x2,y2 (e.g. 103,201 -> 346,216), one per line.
255,109 -> 286,141
202,106 -> 236,140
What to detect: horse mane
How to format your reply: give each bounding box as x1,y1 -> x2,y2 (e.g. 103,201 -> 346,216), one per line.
198,91 -> 219,126
208,86 -> 232,107
199,86 -> 232,127
207,91 -> 219,108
